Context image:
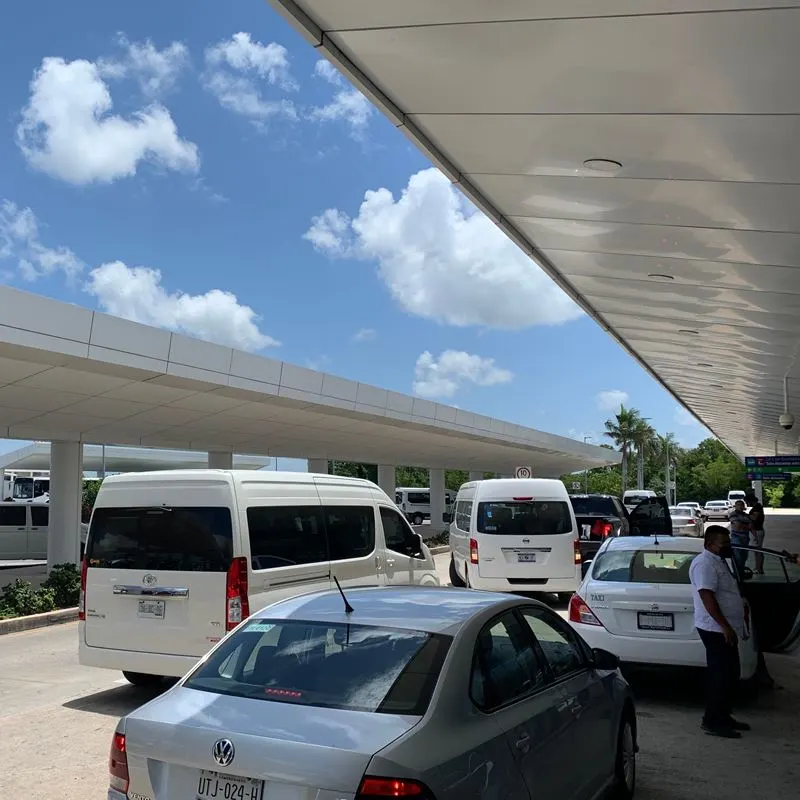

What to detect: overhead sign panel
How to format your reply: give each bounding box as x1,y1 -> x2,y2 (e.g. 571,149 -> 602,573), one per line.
747,471 -> 792,481
745,456 -> 800,467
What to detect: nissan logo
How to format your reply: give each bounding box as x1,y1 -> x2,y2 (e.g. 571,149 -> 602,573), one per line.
142,574 -> 157,587
212,739 -> 235,767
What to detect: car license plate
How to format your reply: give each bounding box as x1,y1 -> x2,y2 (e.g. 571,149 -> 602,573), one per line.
137,599 -> 165,619
197,771 -> 264,800
637,612 -> 674,631
517,552 -> 537,563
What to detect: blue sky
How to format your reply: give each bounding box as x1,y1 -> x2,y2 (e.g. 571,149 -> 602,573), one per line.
0,0 -> 710,465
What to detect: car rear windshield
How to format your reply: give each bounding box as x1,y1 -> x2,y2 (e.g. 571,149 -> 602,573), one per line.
624,495 -> 650,505
184,619 -> 451,715
592,550 -> 698,584
569,496 -> 618,516
85,507 -> 233,571
476,501 -> 572,536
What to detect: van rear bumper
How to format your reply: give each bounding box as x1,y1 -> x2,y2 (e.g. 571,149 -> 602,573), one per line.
79,640 -> 201,678
470,573 -> 579,593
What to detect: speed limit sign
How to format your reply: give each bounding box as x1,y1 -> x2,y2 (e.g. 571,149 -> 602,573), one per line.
515,466 -> 533,479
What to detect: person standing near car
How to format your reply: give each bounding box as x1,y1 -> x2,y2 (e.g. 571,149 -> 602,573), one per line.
727,500 -> 753,574
689,526 -> 751,738
745,489 -> 766,574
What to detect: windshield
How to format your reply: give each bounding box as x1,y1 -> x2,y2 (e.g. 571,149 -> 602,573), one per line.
624,495 -> 650,505
669,507 -> 691,516
476,501 -> 572,536
85,506 -> 233,571
184,619 -> 450,715
592,549 -> 698,584
570,496 -> 617,516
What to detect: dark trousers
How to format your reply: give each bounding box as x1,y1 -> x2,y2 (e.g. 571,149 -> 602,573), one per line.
697,627 -> 740,727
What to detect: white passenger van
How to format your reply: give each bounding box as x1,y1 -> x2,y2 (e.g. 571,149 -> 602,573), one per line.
0,501 -> 50,560
395,486 -> 455,525
448,478 -> 581,600
79,470 -> 439,686
727,489 -> 747,505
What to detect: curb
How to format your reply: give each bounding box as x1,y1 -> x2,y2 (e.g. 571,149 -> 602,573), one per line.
0,606 -> 78,636
429,545 -> 449,555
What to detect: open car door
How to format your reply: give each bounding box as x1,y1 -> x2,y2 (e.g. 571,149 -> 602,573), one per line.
627,496 -> 673,537
731,546 -> 800,653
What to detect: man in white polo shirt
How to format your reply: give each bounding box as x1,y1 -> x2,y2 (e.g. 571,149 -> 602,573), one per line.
689,525 -> 751,738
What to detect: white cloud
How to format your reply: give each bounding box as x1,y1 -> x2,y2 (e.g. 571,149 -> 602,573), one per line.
413,350 -> 513,399
674,405 -> 700,426
16,56 -> 199,185
98,36 -> 189,97
0,200 -> 83,281
596,389 -> 629,411
352,328 -> 376,343
304,168 -> 582,329
203,33 -> 298,123
310,59 -> 373,139
85,261 -> 279,351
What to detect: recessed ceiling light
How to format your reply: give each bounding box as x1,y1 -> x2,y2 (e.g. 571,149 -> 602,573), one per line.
648,273 -> 675,280
710,383 -> 724,388
583,158 -> 623,173
678,329 -> 700,335
697,363 -> 714,368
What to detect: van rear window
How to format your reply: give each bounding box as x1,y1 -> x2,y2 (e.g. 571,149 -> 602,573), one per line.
85,507 -> 233,571
476,501 -> 572,536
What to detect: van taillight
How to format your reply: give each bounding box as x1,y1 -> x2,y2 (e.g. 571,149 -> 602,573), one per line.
574,538 -> 582,564
108,732 -> 129,793
469,538 -> 479,564
78,557 -> 88,621
226,557 -> 250,631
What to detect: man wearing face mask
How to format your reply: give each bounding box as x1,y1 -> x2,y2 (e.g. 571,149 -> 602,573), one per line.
689,526 -> 751,738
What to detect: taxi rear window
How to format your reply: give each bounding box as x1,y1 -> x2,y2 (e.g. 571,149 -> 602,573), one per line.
592,550 -> 698,584
184,619 -> 451,715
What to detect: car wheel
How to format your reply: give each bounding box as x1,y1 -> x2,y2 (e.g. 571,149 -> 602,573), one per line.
413,514 -> 424,526
449,556 -> 466,587
123,671 -> 163,688
612,714 -> 636,799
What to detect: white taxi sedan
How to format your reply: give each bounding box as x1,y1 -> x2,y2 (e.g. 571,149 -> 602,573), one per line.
569,536 -> 758,678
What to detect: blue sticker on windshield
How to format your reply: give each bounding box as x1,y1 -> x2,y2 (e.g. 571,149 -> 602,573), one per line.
246,622 -> 275,633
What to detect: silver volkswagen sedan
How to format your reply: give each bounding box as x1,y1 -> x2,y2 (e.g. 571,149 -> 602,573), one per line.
108,586 -> 637,800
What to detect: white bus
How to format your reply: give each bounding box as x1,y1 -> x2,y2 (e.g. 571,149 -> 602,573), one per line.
2,471 -> 50,502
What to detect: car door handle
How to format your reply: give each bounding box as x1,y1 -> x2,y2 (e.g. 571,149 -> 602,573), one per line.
514,734 -> 531,753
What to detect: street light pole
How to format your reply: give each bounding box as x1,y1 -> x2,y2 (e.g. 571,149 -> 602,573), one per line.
583,436 -> 592,493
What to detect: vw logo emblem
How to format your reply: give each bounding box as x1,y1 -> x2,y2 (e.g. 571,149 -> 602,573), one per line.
142,574 -> 157,587
212,739 -> 235,767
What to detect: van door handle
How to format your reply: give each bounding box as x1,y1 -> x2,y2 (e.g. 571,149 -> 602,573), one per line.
113,585 -> 189,597
514,734 -> 531,753
17,527 -> 25,530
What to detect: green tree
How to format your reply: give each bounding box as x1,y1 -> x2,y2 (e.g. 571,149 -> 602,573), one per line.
603,405 -> 644,491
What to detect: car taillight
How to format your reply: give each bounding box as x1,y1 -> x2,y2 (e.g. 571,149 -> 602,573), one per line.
573,537 -> 582,564
591,520 -> 614,539
226,556 -> 250,631
569,594 -> 603,626
78,557 -> 88,621
109,732 -> 129,793
357,776 -> 431,798
469,538 -> 479,564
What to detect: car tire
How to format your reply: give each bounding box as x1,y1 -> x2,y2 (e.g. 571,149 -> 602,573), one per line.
612,714 -> 636,799
123,671 -> 163,688
413,514 -> 424,526
449,556 -> 466,587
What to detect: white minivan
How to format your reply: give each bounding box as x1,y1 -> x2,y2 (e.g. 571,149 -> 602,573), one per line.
79,470 -> 440,686
448,478 -> 581,600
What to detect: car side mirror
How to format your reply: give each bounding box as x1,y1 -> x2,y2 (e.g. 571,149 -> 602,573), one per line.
442,512 -> 453,524
581,560 -> 593,579
408,532 -> 425,558
591,648 -> 620,671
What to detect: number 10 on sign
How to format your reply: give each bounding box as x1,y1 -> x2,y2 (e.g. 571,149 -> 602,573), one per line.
515,466 -> 533,479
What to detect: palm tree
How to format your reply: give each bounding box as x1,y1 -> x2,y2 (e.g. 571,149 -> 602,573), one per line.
632,418 -> 656,489
603,405 -> 642,491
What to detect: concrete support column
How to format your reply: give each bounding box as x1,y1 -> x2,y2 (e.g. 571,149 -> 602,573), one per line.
468,471 -> 482,482
429,468 -> 446,531
377,465 -> 395,498
308,458 -> 328,474
752,479 -> 764,504
48,441 -> 83,570
208,451 -> 233,470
